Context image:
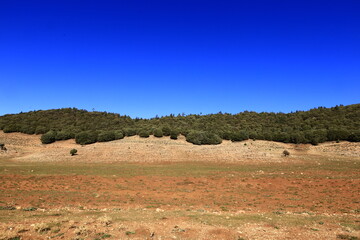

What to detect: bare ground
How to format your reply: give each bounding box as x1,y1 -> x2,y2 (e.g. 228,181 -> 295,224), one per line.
0,131 -> 359,240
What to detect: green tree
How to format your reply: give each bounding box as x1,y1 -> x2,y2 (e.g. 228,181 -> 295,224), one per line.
138,129 -> 150,138
75,131 -> 97,145
230,131 -> 249,142
283,150 -> 290,157
56,130 -> 74,140
41,131 -> 57,144
162,125 -> 171,136
114,130 -> 124,140
97,131 -> 116,142
153,128 -> 163,137
124,128 -> 137,136
70,148 -> 77,156
186,131 -> 222,145
170,129 -> 180,140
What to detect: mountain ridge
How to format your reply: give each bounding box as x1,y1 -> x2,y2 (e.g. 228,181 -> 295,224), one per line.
0,104 -> 359,145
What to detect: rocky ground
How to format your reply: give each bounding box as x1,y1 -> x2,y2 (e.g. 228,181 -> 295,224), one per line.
0,131 -> 359,239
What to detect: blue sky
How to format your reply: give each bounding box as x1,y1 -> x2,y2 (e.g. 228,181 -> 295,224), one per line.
1,0 -> 359,118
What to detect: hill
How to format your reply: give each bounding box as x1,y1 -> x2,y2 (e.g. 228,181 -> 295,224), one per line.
0,104 -> 359,145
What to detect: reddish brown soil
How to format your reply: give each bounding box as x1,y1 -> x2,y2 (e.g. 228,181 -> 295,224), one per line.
0,131 -> 359,239
0,173 -> 359,214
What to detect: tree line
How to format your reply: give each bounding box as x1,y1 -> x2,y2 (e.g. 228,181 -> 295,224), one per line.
0,104 -> 359,145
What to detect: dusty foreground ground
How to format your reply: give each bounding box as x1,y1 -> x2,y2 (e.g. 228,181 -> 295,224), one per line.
0,131 -> 359,239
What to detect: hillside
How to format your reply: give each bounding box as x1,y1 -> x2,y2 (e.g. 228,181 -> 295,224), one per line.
1,131 -> 359,163
0,104 -> 359,145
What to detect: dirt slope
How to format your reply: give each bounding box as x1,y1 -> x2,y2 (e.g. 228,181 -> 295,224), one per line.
1,131 -> 359,163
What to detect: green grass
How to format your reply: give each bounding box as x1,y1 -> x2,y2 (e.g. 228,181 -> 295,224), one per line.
0,158 -> 359,178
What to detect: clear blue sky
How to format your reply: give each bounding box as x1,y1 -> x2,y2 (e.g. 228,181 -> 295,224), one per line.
1,0 -> 359,118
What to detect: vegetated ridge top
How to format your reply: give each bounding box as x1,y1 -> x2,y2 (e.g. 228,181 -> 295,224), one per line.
0,104 -> 359,145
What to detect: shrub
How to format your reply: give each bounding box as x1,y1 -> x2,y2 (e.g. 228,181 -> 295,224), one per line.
75,131 -> 97,145
114,130 -> 124,140
180,129 -> 190,137
273,132 -> 290,143
3,125 -> 21,133
348,131 -> 360,142
336,234 -> 359,240
0,143 -> 5,150
124,128 -> 137,136
248,131 -> 258,140
221,131 -> 233,140
138,129 -> 150,138
327,129 -> 350,141
56,130 -> 75,140
97,131 -> 116,142
283,150 -> 290,157
70,149 -> 77,156
21,126 -> 36,134
170,129 -> 180,140
41,131 -> 57,144
186,131 -> 222,145
35,126 -> 49,134
230,131 -> 249,142
153,128 -> 163,137
289,132 -> 306,144
162,126 -> 171,136
305,130 -> 328,145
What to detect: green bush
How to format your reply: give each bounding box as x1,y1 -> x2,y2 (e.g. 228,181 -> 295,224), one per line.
221,131 -> 233,140
41,131 -> 57,144
153,128 -> 163,137
97,131 -> 116,142
186,131 -> 222,145
3,125 -> 21,133
348,131 -> 360,142
70,148 -> 77,156
75,131 -> 97,145
170,129 -> 180,140
162,126 -> 171,136
35,126 -> 49,134
114,130 -> 124,140
289,132 -> 306,144
283,150 -> 290,157
124,128 -> 137,136
273,132 -> 290,143
20,126 -> 36,134
230,131 -> 249,142
327,129 -> 350,141
138,129 -> 150,138
305,129 -> 328,145
56,130 -> 75,140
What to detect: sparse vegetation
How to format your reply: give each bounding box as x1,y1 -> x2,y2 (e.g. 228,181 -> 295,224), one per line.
337,234 -> 359,240
283,150 -> 290,157
70,148 -> 77,156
